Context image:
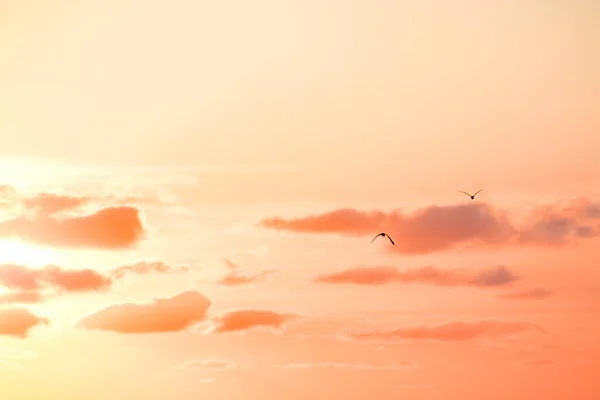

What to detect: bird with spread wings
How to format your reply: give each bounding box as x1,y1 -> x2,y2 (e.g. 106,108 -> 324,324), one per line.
370,232 -> 395,245
457,189 -> 483,200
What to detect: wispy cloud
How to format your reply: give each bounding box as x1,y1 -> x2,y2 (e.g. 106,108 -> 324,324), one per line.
314,265 -> 517,287
0,264 -> 111,292
282,360 -> 415,369
210,310 -> 298,333
110,260 -> 189,279
218,270 -> 276,286
223,259 -> 240,270
343,320 -> 544,342
0,307 -> 49,338
499,288 -> 552,300
1,185 -> 162,216
0,290 -> 45,305
215,259 -> 275,286
179,359 -> 238,370
0,260 -> 190,304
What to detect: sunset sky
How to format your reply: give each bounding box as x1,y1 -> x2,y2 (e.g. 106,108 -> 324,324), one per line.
1,0 -> 599,399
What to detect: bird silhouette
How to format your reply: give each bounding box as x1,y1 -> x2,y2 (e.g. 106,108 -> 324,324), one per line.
370,232 -> 395,245
458,189 -> 482,200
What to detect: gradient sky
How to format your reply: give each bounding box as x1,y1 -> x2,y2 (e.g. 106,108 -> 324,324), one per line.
1,0 -> 599,399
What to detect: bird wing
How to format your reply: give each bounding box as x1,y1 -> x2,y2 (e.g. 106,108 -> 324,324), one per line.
457,190 -> 472,197
370,234 -> 381,243
386,234 -> 395,245
473,189 -> 483,196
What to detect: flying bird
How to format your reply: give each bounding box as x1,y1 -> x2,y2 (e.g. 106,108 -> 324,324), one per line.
370,232 -> 395,245
458,189 -> 483,200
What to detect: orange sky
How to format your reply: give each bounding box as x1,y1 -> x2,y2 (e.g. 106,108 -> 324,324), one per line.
1,1 -> 599,399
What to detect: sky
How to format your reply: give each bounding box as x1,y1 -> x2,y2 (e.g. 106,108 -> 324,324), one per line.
0,0 -> 599,399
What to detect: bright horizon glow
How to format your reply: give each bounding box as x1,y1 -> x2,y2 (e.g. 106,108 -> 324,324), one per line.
0,240 -> 57,267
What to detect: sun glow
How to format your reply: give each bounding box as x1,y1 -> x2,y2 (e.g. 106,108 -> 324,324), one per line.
0,240 -> 56,266
0,155 -> 65,189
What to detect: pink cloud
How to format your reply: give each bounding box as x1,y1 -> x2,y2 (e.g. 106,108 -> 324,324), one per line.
218,270 -> 276,286
21,192 -> 91,216
314,265 -> 517,287
0,291 -> 44,305
344,320 -> 544,342
499,288 -> 552,300
77,291 -> 211,333
38,265 -> 112,292
110,260 -> 189,279
517,198 -> 600,245
0,307 -> 49,338
179,359 -> 238,370
0,263 -> 111,292
283,360 -> 415,369
216,259 -> 275,286
223,259 -> 240,270
259,199 -> 600,254
1,187 -> 161,215
0,264 -> 40,290
0,261 -> 191,303
0,206 -> 146,249
211,310 -> 297,333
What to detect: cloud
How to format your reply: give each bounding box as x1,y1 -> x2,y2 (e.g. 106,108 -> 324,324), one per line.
344,320 -> 544,342
0,263 -> 111,292
110,260 -> 189,279
0,307 -> 49,338
499,288 -> 552,300
218,270 -> 276,286
0,291 -> 44,305
470,266 -> 517,286
0,261 -> 190,304
314,265 -> 517,287
0,264 -> 39,290
77,291 -> 211,334
260,203 -> 513,254
2,187 -> 162,216
210,310 -> 298,333
223,259 -> 240,270
216,259 -> 275,286
283,360 -> 415,369
0,206 -> 146,249
180,359 -> 238,370
21,192 -> 91,216
517,198 -> 600,245
259,199 -> 600,254
38,265 -> 112,292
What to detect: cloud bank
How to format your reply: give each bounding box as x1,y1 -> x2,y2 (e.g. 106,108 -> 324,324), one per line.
260,199 -> 600,254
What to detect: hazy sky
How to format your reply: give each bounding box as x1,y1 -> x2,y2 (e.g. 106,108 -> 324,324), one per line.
1,1 -> 599,399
